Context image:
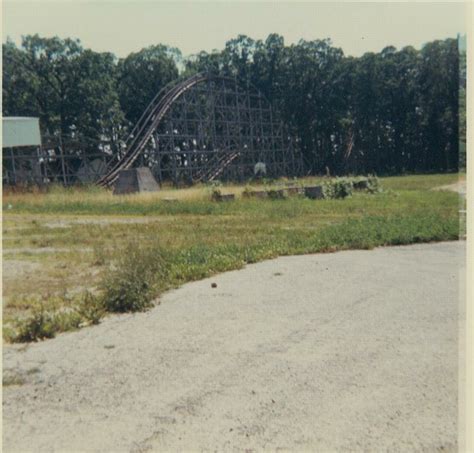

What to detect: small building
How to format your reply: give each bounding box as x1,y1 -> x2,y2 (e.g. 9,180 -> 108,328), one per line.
2,117 -> 43,185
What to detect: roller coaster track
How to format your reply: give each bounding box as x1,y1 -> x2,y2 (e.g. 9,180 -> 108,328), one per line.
194,151 -> 241,183
97,72 -> 209,187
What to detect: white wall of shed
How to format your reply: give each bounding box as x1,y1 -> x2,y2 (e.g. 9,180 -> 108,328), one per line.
2,117 -> 41,148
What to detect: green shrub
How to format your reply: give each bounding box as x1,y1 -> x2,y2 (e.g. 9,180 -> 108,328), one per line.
4,291 -> 105,343
12,306 -> 57,342
75,291 -> 106,325
322,181 -> 336,199
52,311 -> 83,332
323,176 -> 381,198
322,178 -> 353,199
211,188 -> 222,201
367,175 -> 382,194
100,241 -> 169,312
333,178 -> 353,198
8,304 -> 86,343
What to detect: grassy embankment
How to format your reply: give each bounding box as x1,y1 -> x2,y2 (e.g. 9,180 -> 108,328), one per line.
2,173 -> 462,342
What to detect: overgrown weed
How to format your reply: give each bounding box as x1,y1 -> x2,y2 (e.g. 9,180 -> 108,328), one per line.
75,291 -> 106,325
100,241 -> 169,312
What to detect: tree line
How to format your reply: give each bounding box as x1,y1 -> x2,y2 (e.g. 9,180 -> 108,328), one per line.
3,34 -> 462,176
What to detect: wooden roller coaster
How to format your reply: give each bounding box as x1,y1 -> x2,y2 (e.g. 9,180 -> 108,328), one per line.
98,72 -> 302,187
2,73 -> 302,187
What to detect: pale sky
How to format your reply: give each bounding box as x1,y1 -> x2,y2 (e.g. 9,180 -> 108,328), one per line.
2,1 -> 467,59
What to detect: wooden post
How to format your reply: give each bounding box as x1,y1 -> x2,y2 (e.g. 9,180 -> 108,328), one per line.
58,135 -> 67,185
9,147 -> 16,185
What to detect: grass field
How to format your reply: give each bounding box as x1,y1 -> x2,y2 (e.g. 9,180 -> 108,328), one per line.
2,173 -> 463,342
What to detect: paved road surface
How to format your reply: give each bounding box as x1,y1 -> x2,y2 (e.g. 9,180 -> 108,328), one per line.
3,241 -> 465,452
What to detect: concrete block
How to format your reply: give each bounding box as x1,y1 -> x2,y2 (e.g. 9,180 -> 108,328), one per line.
113,167 -> 160,195
304,185 -> 324,199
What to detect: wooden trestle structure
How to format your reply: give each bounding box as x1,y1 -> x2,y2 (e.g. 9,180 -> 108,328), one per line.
3,73 -> 303,187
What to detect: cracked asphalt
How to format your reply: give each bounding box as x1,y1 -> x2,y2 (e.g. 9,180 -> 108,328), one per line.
2,241 -> 465,452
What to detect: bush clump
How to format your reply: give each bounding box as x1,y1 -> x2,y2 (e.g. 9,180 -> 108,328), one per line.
367,175 -> 382,193
323,178 -> 353,199
12,306 -> 57,342
100,242 -> 169,312
75,291 -> 106,325
322,181 -> 335,199
333,178 -> 353,198
211,188 -> 222,201
8,303 -> 83,343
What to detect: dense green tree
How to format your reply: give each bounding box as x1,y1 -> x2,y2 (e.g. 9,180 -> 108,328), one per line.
117,45 -> 180,125
417,39 -> 459,171
2,39 -> 39,119
2,35 -> 124,153
251,34 -> 286,102
184,50 -> 228,75
72,50 -> 125,152
459,48 -> 466,169
3,33 -> 460,176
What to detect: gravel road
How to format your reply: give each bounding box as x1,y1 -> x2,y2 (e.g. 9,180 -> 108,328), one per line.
2,241 -> 465,452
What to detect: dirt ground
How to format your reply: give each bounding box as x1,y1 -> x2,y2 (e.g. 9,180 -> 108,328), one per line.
433,178 -> 466,196
2,241 -> 465,452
